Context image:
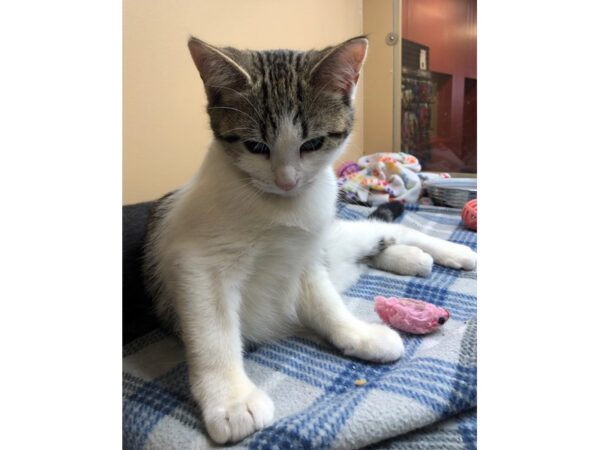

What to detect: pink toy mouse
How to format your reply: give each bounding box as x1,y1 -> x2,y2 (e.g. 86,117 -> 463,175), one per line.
374,296 -> 450,334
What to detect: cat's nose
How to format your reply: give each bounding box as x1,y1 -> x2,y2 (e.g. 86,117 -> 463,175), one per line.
275,179 -> 297,191
274,166 -> 297,191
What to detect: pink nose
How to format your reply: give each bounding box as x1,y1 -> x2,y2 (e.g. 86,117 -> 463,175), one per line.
275,180 -> 297,191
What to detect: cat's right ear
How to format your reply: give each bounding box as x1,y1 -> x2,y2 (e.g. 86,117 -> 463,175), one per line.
188,37 -> 252,92
309,36 -> 368,96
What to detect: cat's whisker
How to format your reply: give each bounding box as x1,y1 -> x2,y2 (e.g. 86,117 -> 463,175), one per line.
199,178 -> 264,218
305,80 -> 336,116
308,103 -> 344,118
220,127 -> 256,135
222,178 -> 266,206
207,106 -> 260,126
205,84 -> 263,121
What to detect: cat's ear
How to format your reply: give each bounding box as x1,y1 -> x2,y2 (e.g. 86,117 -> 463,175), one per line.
188,37 -> 252,92
309,36 -> 368,96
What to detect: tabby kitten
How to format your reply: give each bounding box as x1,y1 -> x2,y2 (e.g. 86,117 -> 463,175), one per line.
143,36 -> 476,443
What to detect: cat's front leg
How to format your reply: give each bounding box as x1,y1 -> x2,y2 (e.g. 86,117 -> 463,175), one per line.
176,269 -> 273,444
297,263 -> 404,362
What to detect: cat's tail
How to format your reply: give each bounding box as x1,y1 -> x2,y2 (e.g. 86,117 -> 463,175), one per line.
368,201 -> 405,222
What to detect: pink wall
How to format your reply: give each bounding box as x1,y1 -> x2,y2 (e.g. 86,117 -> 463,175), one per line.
403,0 -> 477,162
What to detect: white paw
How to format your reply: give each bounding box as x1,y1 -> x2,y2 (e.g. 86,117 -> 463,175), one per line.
433,243 -> 477,270
203,387 -> 274,444
376,245 -> 434,277
333,322 -> 404,363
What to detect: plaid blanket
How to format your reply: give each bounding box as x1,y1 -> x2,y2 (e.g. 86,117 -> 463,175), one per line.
123,203 -> 477,450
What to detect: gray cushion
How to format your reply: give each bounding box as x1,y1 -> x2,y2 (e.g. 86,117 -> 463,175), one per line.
123,201 -> 160,345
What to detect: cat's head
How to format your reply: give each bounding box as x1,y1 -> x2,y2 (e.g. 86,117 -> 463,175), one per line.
188,36 -> 368,196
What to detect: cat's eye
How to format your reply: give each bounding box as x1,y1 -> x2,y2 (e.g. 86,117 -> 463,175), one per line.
299,136 -> 325,153
244,140 -> 270,156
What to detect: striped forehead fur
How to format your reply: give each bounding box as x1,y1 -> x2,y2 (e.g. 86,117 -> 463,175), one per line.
192,37 -> 366,146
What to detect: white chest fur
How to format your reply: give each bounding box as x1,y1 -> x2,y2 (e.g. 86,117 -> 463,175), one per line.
162,145 -> 339,342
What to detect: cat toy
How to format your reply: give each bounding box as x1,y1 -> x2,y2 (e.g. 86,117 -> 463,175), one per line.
461,198 -> 477,231
374,296 -> 450,334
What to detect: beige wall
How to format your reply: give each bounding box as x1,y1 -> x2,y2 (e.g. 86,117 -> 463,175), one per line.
362,0 -> 398,154
124,0 -> 364,204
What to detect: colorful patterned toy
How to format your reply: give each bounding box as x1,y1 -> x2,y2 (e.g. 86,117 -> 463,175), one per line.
337,152 -> 422,205
374,296 -> 450,335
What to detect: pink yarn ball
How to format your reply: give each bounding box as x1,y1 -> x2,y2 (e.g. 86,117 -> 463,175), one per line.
461,199 -> 477,231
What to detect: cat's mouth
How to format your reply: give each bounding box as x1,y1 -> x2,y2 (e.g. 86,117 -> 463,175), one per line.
251,179 -> 303,197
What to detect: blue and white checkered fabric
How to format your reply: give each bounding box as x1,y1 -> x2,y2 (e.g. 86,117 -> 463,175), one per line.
123,203 -> 477,450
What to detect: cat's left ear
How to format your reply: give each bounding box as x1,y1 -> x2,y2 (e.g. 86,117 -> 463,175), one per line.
188,37 -> 252,92
309,36 -> 368,96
